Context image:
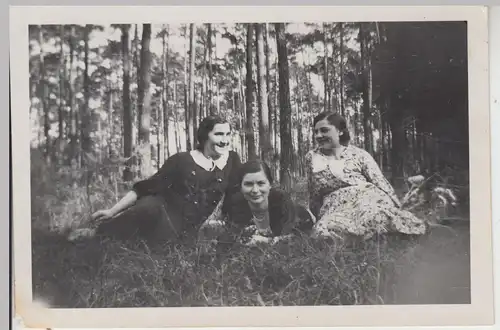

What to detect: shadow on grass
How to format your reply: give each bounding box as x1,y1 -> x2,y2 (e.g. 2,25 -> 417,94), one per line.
32,226 -> 466,308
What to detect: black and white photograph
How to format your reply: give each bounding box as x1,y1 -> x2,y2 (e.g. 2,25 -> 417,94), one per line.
10,5 -> 493,328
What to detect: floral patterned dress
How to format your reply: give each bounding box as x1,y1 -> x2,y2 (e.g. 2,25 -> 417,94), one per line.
305,145 -> 427,240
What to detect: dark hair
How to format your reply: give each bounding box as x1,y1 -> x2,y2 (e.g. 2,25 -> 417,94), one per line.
237,159 -> 274,187
312,111 -> 351,146
196,115 -> 230,150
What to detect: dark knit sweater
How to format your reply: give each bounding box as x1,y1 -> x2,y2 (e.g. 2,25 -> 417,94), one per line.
226,187 -> 312,237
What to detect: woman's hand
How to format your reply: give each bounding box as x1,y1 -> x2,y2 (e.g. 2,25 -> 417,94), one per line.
198,219 -> 226,243
91,191 -> 137,223
245,233 -> 274,247
91,209 -> 116,222
67,228 -> 96,241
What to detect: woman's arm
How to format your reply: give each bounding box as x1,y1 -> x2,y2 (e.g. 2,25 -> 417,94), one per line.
132,153 -> 179,198
360,150 -> 402,207
108,190 -> 138,215
92,190 -> 138,221
92,154 -> 180,222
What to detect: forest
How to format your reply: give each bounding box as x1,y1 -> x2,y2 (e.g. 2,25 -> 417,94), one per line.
29,21 -> 468,189
29,21 -> 471,308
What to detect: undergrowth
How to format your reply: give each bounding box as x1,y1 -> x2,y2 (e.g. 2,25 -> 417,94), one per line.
33,229 -> 421,307
29,150 -> 469,308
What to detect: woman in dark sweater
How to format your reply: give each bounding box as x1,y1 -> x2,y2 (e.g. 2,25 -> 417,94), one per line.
225,160 -> 315,245
88,116 -> 241,242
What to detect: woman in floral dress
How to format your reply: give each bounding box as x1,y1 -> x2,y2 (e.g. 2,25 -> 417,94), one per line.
305,111 -> 427,240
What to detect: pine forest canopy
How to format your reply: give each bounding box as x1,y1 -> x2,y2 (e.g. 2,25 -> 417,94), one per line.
28,21 -> 468,187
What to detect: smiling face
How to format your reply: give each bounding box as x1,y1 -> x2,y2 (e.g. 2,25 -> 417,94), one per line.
314,118 -> 341,151
241,170 -> 271,206
204,123 -> 231,157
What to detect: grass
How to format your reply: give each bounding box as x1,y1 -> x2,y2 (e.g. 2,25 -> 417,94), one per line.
33,229 -> 423,307
29,151 -> 471,308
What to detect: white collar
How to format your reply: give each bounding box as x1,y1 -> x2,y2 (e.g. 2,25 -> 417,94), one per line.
190,150 -> 229,171
310,150 -> 345,175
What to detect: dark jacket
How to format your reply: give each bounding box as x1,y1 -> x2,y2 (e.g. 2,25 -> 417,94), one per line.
226,187 -> 314,237
132,150 -> 241,230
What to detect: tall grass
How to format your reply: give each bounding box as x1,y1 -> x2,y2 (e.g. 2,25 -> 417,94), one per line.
33,229 -> 420,307
30,149 -> 465,308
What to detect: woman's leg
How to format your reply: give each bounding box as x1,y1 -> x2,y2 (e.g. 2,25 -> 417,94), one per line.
95,195 -> 183,241
313,185 -> 426,239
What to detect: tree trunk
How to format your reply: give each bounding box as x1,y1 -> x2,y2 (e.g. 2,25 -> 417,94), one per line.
201,24 -> 209,118
207,24 -> 214,116
301,45 -> 314,150
245,24 -> 257,159
96,109 -> 102,163
173,74 -> 181,153
80,24 -> 92,168
412,120 -> 419,173
108,82 -> 114,159
274,53 -> 279,157
295,71 -> 304,176
255,24 -> 272,165
415,118 -> 424,173
198,85 -> 203,128
275,23 -> 293,191
121,24 -> 134,181
359,23 -> 373,155
193,84 -> 198,139
188,23 -> 196,149
264,23 -> 274,163
155,102 -> 161,170
323,23 -> 329,112
368,56 -> 374,152
214,30 -> 220,115
183,25 -> 191,150
339,23 -> 345,116
237,64 -> 247,161
422,130 -> 428,172
137,24 -> 153,177
388,95 -> 405,185
353,104 -> 360,146
330,26 -> 337,112
68,25 -> 78,166
161,26 -> 169,161
38,26 -> 50,163
57,25 -> 66,165
387,112 -> 392,168
216,80 -> 220,115
133,24 -> 140,148
380,109 -> 386,171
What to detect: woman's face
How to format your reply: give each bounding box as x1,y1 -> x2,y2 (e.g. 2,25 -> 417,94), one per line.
314,119 -> 341,150
241,170 -> 271,205
205,123 -> 231,157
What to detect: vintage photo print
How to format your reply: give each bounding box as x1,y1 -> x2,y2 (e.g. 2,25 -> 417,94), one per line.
10,5 -> 493,328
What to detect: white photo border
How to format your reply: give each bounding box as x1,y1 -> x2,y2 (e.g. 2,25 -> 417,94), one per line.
10,5 -> 493,328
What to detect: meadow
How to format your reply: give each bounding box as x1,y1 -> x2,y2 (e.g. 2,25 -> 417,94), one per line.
30,152 -> 470,308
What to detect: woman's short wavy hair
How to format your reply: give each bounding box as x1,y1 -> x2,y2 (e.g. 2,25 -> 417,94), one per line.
236,159 -> 274,187
195,115 -> 230,150
312,111 -> 351,146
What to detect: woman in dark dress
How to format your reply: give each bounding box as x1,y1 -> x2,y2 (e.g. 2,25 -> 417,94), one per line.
83,116 -> 241,242
224,160 -> 315,245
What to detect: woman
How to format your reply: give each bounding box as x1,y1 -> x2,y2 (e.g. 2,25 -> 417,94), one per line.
305,111 -> 427,240
224,160 -> 315,245
87,115 -> 242,242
